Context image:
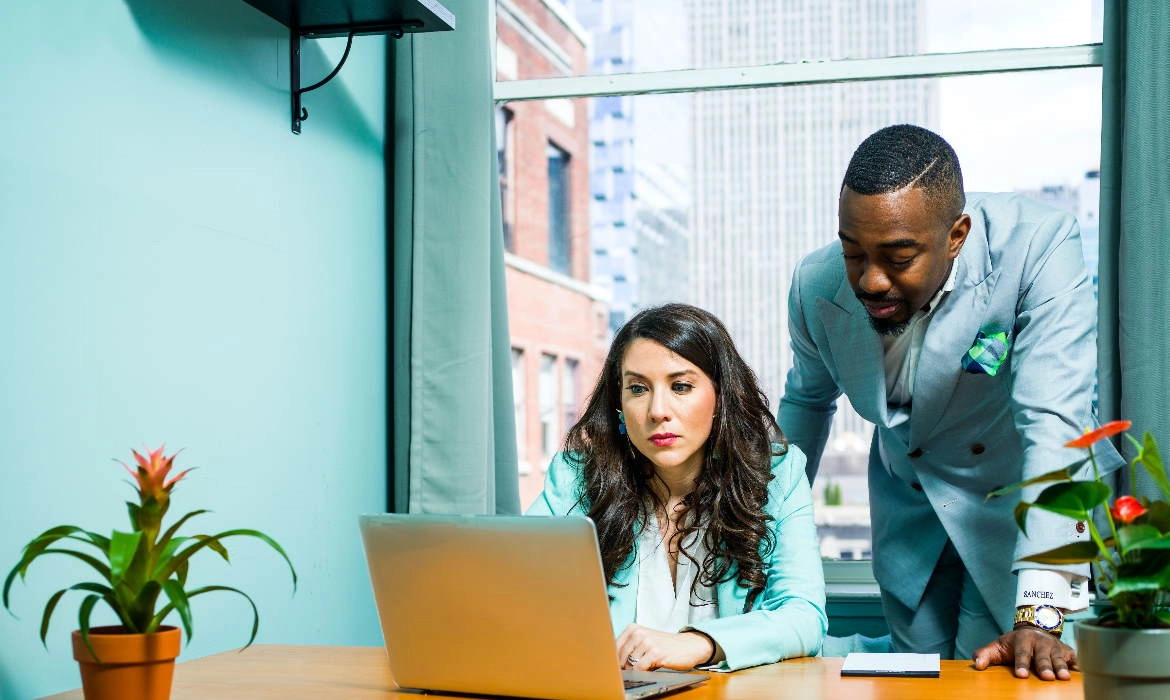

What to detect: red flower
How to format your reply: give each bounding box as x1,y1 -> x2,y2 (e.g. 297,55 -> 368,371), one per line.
121,446 -> 192,501
1111,496 -> 1148,524
1066,420 -> 1132,448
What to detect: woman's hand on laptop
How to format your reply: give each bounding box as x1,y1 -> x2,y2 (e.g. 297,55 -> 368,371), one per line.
617,624 -> 715,671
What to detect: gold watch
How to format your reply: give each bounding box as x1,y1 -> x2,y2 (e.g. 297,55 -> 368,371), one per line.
1014,604 -> 1064,634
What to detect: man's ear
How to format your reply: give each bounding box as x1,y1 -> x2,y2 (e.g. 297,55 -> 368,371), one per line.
948,213 -> 972,259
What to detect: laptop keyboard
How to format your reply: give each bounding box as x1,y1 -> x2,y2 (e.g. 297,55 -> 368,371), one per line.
623,679 -> 656,690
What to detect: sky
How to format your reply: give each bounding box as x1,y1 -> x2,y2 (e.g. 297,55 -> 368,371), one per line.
617,0 -> 1105,193
924,0 -> 1103,191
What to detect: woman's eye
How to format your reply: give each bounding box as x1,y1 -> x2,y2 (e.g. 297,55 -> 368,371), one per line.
626,384 -> 647,396
672,382 -> 694,393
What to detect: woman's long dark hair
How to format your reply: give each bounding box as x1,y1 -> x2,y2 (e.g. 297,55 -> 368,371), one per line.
564,303 -> 786,611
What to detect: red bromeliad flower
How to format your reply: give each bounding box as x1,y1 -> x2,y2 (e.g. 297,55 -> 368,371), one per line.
122,446 -> 192,502
1111,495 -> 1148,524
1066,420 -> 1133,448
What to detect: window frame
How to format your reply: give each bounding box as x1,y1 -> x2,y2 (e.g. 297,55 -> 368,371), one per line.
493,37 -> 1108,587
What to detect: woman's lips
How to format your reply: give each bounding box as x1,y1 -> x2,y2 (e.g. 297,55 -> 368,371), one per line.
650,435 -> 679,447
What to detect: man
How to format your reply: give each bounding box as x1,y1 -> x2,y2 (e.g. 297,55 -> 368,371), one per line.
779,124 -> 1121,680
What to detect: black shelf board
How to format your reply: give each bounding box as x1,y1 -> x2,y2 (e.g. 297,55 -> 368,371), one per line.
241,0 -> 455,37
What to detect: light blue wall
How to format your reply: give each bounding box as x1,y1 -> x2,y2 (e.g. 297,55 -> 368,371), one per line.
0,2 -> 387,697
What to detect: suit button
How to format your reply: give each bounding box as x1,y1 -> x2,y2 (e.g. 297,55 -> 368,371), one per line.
1076,521 -> 1086,533
971,444 -> 986,455
911,482 -> 924,491
908,448 -> 924,459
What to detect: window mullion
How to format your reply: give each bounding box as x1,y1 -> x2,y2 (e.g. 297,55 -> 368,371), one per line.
495,44 -> 1103,103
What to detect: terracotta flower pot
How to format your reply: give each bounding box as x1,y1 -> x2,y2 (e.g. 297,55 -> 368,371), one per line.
1075,621 -> 1170,700
71,625 -> 182,700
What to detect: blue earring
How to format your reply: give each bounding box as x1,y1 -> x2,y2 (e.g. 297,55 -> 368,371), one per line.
616,410 -> 627,435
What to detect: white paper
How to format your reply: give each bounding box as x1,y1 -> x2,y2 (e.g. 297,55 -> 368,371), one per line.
840,652 -> 940,676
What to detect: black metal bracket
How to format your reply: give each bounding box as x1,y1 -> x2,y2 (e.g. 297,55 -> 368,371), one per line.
290,21 -> 422,134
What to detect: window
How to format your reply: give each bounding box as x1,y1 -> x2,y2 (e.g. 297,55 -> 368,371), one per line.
539,353 -> 559,458
547,142 -> 572,274
495,0 -> 1105,557
501,0 -> 1103,80
562,358 -> 580,442
511,348 -> 528,474
496,107 -> 516,252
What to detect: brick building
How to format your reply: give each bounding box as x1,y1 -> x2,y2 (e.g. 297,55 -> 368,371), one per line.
496,0 -> 610,507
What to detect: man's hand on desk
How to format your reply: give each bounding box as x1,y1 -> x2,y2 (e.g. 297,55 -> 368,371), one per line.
971,627 -> 1077,681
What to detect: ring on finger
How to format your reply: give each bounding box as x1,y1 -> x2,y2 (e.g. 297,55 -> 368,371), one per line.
627,655 -> 640,665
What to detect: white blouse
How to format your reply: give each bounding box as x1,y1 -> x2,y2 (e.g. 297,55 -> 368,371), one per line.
634,515 -> 718,632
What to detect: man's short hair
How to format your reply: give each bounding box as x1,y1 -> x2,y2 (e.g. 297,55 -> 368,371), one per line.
843,124 -> 965,222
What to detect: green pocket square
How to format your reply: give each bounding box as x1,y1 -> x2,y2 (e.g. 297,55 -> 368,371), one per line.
962,330 -> 1010,376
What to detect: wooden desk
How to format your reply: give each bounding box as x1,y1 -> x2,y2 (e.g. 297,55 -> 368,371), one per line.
41,645 -> 1084,700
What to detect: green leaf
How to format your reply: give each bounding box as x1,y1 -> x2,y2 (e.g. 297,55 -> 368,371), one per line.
127,580 -> 162,633
38,589 -> 69,647
126,501 -> 141,528
14,549 -> 113,589
192,535 -> 230,562
1118,524 -> 1164,553
1017,541 -> 1103,565
39,583 -> 120,646
77,594 -> 103,664
1014,501 -> 1032,536
157,509 -> 210,551
1128,533 -> 1170,552
161,580 -> 193,641
164,529 -> 297,591
107,531 -> 142,586
1144,501 -> 1170,535
1029,481 -> 1112,520
4,525 -> 111,611
150,537 -> 188,580
1136,433 -> 1170,503
1108,575 -> 1170,596
163,585 -> 260,649
985,459 -> 1088,500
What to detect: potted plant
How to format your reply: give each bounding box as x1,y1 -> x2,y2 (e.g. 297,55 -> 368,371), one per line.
989,420 -> 1170,699
3,447 -> 297,700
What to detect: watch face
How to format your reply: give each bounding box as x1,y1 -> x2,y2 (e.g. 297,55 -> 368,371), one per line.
1034,605 -> 1062,629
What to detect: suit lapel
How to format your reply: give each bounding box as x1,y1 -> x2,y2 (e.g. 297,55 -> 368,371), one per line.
908,216 -> 999,447
821,281 -> 889,427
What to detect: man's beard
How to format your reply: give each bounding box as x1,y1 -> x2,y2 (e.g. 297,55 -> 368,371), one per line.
867,315 -> 910,336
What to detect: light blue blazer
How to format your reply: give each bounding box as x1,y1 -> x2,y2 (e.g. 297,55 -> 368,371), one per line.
779,192 -> 1123,631
527,446 -> 827,671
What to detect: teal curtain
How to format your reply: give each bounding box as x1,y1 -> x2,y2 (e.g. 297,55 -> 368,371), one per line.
1098,0 -> 1170,499
390,0 -> 520,514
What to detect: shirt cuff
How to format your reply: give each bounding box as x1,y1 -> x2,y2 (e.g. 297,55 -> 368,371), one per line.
1015,569 -> 1089,612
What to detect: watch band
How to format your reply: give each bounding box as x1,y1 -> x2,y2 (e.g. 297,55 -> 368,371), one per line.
1014,604 -> 1064,634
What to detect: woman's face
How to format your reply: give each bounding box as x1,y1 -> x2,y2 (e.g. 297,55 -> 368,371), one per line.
619,338 -> 717,481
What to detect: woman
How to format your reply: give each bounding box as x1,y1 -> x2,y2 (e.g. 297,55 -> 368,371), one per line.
528,303 -> 825,672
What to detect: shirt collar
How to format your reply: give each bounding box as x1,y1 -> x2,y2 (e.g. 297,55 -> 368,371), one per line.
922,259 -> 959,316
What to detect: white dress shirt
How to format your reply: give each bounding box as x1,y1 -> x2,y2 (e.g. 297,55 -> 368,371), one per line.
634,516 -> 718,632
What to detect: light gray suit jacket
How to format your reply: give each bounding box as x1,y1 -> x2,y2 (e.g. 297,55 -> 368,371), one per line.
779,192 -> 1122,631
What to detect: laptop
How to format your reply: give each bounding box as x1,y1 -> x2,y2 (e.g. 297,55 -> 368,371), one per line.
359,513 -> 708,700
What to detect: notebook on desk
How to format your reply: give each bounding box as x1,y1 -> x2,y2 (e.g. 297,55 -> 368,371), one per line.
359,513 -> 708,700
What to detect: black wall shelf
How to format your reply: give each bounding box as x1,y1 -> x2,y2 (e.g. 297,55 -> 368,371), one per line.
240,0 -> 455,133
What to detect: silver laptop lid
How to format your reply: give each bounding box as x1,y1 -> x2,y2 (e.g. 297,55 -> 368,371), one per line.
359,514 -> 631,700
